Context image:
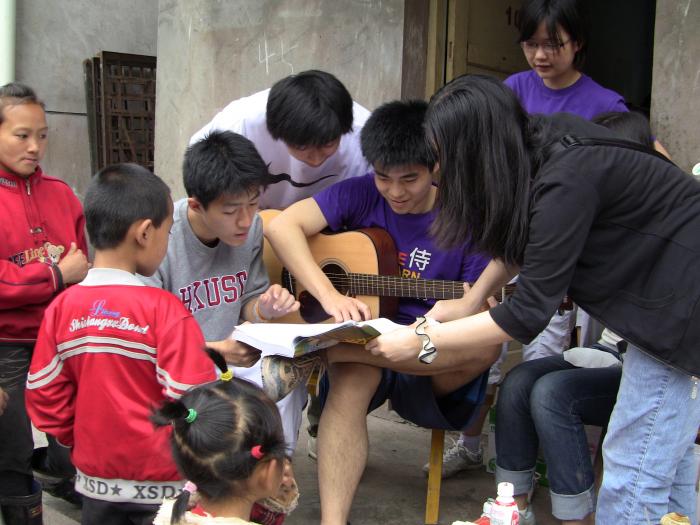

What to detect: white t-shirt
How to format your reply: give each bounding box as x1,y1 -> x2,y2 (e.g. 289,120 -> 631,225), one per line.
190,89 -> 371,209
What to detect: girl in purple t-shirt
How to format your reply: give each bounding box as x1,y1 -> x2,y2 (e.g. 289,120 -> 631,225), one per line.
504,0 -> 627,119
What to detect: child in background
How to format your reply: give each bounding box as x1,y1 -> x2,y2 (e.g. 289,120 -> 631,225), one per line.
152,351 -> 293,525
0,82 -> 89,523
26,163 -> 216,525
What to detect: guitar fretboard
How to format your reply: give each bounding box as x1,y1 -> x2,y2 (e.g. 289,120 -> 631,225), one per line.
323,272 -> 515,301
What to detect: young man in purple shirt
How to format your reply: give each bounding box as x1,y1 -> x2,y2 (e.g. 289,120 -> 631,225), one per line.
265,100 -> 498,525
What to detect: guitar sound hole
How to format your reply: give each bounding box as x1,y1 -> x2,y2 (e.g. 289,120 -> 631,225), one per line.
323,263 -> 350,295
298,263 -> 350,323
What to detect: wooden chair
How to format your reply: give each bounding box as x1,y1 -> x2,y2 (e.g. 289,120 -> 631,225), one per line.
425,429 -> 445,524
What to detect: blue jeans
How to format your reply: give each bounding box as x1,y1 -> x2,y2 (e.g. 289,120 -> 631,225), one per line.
597,345 -> 700,525
495,356 -> 621,520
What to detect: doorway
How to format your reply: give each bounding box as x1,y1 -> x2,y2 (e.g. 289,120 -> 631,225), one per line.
402,0 -> 657,114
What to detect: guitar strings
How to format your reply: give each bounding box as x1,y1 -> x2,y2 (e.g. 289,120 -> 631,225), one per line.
282,271 -> 513,301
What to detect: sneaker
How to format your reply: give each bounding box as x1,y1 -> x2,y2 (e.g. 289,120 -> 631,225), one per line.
307,434 -> 317,460
518,505 -> 537,525
260,353 -> 321,402
422,440 -> 483,479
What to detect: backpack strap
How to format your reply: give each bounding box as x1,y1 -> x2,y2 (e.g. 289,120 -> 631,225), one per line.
546,134 -> 675,166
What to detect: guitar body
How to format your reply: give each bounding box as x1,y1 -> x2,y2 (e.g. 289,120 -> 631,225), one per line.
260,210 -> 399,323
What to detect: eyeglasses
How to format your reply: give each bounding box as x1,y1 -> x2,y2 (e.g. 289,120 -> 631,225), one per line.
520,40 -> 570,55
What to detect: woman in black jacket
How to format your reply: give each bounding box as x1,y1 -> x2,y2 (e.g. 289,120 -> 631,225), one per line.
365,74 -> 700,524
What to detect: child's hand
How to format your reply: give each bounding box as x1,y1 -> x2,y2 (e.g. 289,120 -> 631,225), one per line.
256,285 -> 300,320
57,242 -> 89,285
208,338 -> 261,368
0,387 -> 8,416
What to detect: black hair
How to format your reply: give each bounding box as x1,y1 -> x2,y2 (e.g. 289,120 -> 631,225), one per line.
0,82 -> 45,123
426,74 -> 544,265
592,111 -> 654,149
152,349 -> 286,525
266,70 -> 353,147
85,163 -> 171,250
183,130 -> 269,208
360,99 -> 435,171
517,0 -> 589,70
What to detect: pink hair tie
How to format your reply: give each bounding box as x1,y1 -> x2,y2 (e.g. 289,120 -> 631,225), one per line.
183,481 -> 197,493
251,445 -> 265,459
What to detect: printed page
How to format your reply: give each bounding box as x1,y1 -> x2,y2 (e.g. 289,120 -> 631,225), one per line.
292,318 -> 403,356
231,318 -> 403,357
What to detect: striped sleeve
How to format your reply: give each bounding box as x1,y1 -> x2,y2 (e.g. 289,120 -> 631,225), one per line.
155,302 -> 216,399
25,306 -> 76,447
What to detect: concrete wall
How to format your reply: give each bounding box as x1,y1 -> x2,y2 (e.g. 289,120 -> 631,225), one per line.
154,0 -> 404,197
651,0 -> 700,172
15,0 -> 159,198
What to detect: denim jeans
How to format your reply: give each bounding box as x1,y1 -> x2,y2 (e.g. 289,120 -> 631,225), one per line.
495,355 -> 621,520
597,345 -> 700,525
0,345 -> 34,497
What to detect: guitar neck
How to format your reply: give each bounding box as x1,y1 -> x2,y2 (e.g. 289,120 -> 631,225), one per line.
326,272 -> 515,301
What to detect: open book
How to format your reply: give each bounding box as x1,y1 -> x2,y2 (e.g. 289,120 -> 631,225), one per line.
231,318 -> 403,358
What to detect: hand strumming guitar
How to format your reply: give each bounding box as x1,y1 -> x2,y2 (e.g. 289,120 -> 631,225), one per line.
318,288 -> 372,322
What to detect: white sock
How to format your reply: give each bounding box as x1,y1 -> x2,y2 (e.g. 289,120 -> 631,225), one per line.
458,433 -> 481,453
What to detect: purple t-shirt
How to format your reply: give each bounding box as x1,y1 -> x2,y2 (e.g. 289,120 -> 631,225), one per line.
505,70 -> 628,119
313,174 -> 490,325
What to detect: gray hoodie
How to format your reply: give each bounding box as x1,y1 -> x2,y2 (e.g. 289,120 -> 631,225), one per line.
141,198 -> 269,340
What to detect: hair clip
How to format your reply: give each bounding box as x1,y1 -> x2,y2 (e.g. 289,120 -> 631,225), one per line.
185,408 -> 198,424
251,445 -> 265,459
183,481 -> 198,494
220,370 -> 233,382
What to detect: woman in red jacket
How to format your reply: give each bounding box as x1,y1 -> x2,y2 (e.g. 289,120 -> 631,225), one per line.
0,82 -> 88,524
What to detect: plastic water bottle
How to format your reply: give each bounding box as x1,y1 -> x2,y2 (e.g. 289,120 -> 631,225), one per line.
489,482 -> 519,525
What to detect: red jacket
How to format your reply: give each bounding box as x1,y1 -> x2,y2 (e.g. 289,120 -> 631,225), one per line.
0,166 -> 87,344
26,269 -> 216,504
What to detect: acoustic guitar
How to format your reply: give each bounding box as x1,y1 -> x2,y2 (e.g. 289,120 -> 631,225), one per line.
259,210 -> 553,324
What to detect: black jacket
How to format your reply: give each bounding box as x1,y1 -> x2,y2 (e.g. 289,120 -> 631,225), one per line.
491,114 -> 700,375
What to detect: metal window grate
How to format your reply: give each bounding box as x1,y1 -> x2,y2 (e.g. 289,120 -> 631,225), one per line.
84,51 -> 157,173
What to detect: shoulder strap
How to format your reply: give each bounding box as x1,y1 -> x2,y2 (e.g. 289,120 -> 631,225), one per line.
546,134 -> 675,166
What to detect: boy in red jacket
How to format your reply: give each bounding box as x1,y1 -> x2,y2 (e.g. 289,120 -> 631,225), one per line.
26,163 -> 216,525
0,82 -> 89,523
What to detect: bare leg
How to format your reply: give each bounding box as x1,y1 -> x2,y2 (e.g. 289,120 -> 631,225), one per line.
260,341 -> 499,402
318,362 -> 381,525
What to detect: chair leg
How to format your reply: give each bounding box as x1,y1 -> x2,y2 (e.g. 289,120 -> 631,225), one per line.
425,429 -> 444,525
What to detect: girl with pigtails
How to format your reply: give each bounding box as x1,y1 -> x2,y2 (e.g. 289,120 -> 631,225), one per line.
152,350 -> 298,525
